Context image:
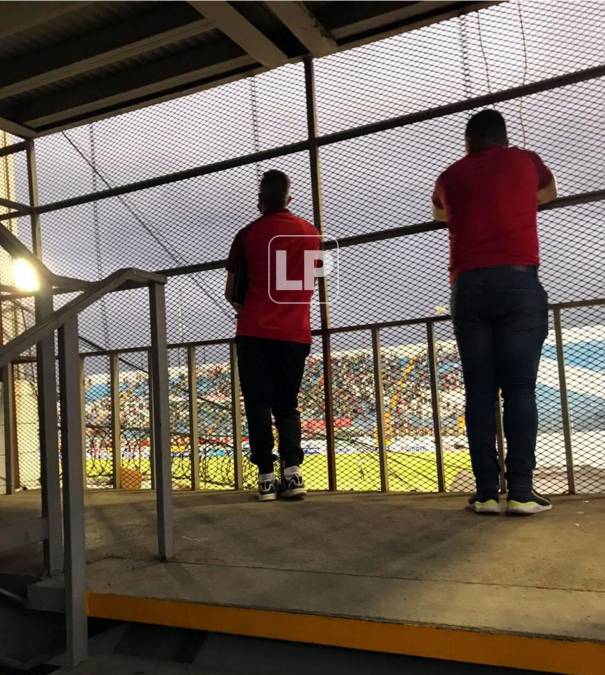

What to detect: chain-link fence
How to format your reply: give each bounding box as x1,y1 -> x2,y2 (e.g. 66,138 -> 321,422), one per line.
3,1 -> 605,495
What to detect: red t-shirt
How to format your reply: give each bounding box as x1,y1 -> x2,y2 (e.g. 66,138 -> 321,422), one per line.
432,146 -> 553,282
226,209 -> 320,344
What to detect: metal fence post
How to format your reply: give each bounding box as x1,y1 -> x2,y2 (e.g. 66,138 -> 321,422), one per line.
149,282 -> 174,560
229,341 -> 243,490
426,321 -> 445,492
304,55 -> 337,490
27,138 -> 63,575
187,346 -> 200,491
147,348 -> 156,490
553,308 -> 575,494
371,328 -> 389,492
109,353 -> 122,489
58,316 -> 87,666
495,393 -> 507,493
80,357 -> 87,487
2,364 -> 18,494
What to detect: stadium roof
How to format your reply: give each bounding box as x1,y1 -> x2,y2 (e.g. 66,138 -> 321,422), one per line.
0,1 -> 492,138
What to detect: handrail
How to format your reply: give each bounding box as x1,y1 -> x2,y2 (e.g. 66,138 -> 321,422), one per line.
0,267 -> 165,368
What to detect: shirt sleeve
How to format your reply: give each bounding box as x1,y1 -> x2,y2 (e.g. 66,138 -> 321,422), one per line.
432,176 -> 444,209
526,151 -> 554,190
225,228 -> 246,273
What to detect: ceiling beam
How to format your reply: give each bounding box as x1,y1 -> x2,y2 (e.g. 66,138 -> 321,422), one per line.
268,1 -> 337,58
17,47 -> 255,128
331,2 -> 455,40
334,2 -> 498,49
0,1 -> 88,40
188,1 -> 288,68
0,15 -> 214,100
0,115 -> 37,139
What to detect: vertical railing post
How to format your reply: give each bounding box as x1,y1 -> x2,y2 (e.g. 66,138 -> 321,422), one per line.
304,55 -> 337,490
427,321 -> 445,492
79,357 -> 87,487
58,316 -> 87,666
147,348 -> 156,490
495,393 -> 507,494
229,341 -> 243,490
187,346 -> 200,491
371,328 -> 389,492
148,281 -> 174,561
27,138 -> 63,575
2,363 -> 18,494
109,353 -> 122,489
553,308 -> 575,495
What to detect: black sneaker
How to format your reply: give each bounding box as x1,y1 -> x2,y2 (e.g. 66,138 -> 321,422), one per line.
280,472 -> 306,500
258,478 -> 280,502
466,492 -> 501,515
507,489 -> 552,515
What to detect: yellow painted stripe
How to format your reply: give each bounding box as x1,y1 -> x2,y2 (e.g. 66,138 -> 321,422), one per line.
87,593 -> 604,675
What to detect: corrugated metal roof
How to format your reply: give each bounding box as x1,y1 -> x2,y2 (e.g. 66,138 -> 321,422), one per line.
0,0 -> 494,138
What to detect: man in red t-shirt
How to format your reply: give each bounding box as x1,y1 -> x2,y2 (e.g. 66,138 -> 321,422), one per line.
432,109 -> 557,516
225,170 -> 320,501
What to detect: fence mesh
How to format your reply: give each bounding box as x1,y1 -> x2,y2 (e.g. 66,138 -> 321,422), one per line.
3,1 -> 605,496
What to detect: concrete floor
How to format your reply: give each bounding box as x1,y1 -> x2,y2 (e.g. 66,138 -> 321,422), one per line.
1,490 -> 604,643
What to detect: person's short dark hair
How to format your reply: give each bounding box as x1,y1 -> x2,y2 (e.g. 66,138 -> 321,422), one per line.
260,170 -> 290,210
465,109 -> 508,153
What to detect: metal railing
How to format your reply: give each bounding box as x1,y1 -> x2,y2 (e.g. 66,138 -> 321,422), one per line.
0,260 -> 173,666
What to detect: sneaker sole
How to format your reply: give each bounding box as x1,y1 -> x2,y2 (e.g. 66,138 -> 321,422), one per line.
466,500 -> 501,515
507,501 -> 552,515
258,492 -> 278,502
280,488 -> 306,500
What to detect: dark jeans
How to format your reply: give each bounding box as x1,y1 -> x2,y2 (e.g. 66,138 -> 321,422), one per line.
236,336 -> 311,474
451,266 -> 549,493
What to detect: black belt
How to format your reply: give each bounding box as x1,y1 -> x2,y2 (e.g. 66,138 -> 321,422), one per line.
510,265 -> 536,272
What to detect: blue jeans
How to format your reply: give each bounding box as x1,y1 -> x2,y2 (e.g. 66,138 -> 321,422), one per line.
451,266 -> 549,493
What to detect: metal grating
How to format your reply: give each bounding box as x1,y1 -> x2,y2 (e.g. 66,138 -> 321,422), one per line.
3,1 -> 605,497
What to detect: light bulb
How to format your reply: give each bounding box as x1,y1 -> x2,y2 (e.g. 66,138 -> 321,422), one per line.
12,258 -> 39,292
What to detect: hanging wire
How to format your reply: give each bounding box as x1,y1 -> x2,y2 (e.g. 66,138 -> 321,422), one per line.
60,131 -> 234,325
249,78 -> 262,189
476,11 -> 494,105
517,1 -> 529,147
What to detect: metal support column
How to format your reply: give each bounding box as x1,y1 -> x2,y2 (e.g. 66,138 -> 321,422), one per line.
147,349 -> 156,490
109,353 -> 122,488
495,393 -> 507,493
2,364 -> 18,494
27,138 -> 63,574
58,316 -> 88,666
304,55 -> 337,489
79,357 -> 87,487
187,346 -> 200,490
426,321 -> 445,492
148,282 -> 174,560
553,308 -> 575,494
371,328 -> 389,492
229,341 -> 243,490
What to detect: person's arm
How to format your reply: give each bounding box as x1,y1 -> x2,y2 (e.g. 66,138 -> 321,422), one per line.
537,173 -> 558,205
225,230 -> 244,314
431,177 -> 447,222
528,151 -> 558,205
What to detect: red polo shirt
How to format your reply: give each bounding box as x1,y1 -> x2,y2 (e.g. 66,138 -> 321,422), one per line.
432,146 -> 553,282
226,209 -> 320,344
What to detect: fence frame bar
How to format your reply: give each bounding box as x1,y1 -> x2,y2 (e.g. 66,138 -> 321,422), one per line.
28,137 -> 63,576
371,327 -> 389,492
148,281 -> 174,560
187,345 -> 200,491
426,321 -> 445,492
58,316 -> 87,666
553,308 -> 576,495
109,352 -> 122,489
2,363 -> 18,494
229,341 -> 244,490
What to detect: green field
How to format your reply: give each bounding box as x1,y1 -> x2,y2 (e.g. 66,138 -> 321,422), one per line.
86,449 -> 472,493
